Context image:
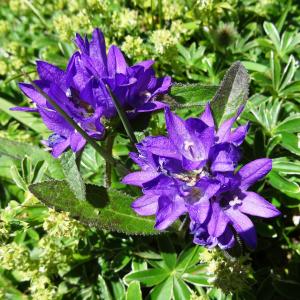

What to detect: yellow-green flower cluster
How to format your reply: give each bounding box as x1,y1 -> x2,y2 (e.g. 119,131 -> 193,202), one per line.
0,200 -> 86,299
121,36 -> 148,59
43,208 -> 84,238
162,0 -> 185,20
112,8 -> 139,37
150,29 -> 178,55
200,249 -> 254,294
9,0 -> 29,13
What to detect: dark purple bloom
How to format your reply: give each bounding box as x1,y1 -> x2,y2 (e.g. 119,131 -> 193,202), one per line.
69,28 -> 171,116
13,28 -> 171,157
190,159 -> 280,249
123,105 -> 280,249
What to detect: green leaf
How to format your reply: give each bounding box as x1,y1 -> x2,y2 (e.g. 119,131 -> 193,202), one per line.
268,171 -> 300,194
0,97 -> 47,134
280,55 -> 296,91
242,61 -> 268,73
10,165 -> 27,191
149,276 -> 173,300
276,114 -> 300,133
97,275 -> 112,300
272,158 -> 300,175
124,269 -> 168,287
181,272 -> 211,286
110,279 -> 126,300
280,132 -> 300,156
210,61 -> 249,128
158,236 -> 177,271
272,279 -> 300,299
126,281 -> 142,300
170,83 -> 218,104
263,22 -> 281,52
173,276 -> 191,300
176,246 -> 203,272
60,151 -> 86,201
0,138 -> 64,179
270,51 -> 281,92
29,180 -> 159,235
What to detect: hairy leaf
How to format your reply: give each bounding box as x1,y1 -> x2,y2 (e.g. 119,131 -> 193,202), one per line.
169,83 -> 219,104
60,151 -> 86,201
29,180 -> 159,235
210,61 -> 249,128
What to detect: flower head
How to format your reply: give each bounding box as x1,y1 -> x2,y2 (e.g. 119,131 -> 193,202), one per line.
13,28 -> 171,157
123,105 -> 280,249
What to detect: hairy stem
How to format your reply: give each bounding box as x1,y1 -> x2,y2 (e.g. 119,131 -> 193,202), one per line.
105,84 -> 137,147
104,133 -> 115,188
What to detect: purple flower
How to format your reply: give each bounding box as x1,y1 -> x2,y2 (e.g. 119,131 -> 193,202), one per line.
190,159 -> 280,249
123,105 -> 280,249
70,28 -> 171,116
12,61 -> 105,157
13,28 -> 171,157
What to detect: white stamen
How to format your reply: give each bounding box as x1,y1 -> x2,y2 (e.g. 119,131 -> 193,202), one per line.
184,141 -> 194,151
229,196 -> 242,207
66,88 -> 71,97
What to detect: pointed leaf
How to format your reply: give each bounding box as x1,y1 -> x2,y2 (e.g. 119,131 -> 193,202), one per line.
149,276 -> 173,300
60,151 -> 86,200
124,269 -> 168,287
29,180 -> 159,235
173,277 -> 191,300
0,138 -> 64,179
170,83 -> 219,104
126,281 -> 142,300
158,235 -> 177,270
210,62 -> 249,128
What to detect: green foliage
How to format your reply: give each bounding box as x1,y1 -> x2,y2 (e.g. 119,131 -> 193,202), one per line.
210,61 -> 249,128
0,0 -> 300,299
29,180 -> 159,235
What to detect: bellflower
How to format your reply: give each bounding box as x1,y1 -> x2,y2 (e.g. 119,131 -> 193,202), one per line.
69,28 -> 172,116
12,28 -> 171,157
123,105 -> 280,249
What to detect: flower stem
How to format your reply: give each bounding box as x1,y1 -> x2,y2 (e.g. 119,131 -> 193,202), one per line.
105,84 -> 137,147
23,72 -> 128,175
104,133 -> 115,188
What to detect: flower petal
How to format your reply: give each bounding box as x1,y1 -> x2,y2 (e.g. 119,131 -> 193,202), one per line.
239,191 -> 281,218
141,136 -> 180,159
51,137 -> 70,158
200,104 -> 214,127
218,226 -> 235,249
237,158 -> 272,190
89,28 -> 108,76
122,171 -> 159,187
155,194 -> 186,230
208,202 -> 229,238
131,194 -> 159,216
225,207 -> 257,249
228,123 -> 249,146
107,45 -> 127,76
70,132 -> 86,152
10,106 -> 38,112
188,198 -> 211,224
36,60 -> 66,89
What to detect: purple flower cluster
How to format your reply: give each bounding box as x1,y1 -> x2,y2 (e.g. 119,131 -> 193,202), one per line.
13,29 -> 171,157
123,105 -> 280,249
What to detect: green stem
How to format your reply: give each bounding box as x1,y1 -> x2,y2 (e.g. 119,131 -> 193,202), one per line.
104,133 -> 115,188
105,84 -> 137,146
23,72 -> 128,175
